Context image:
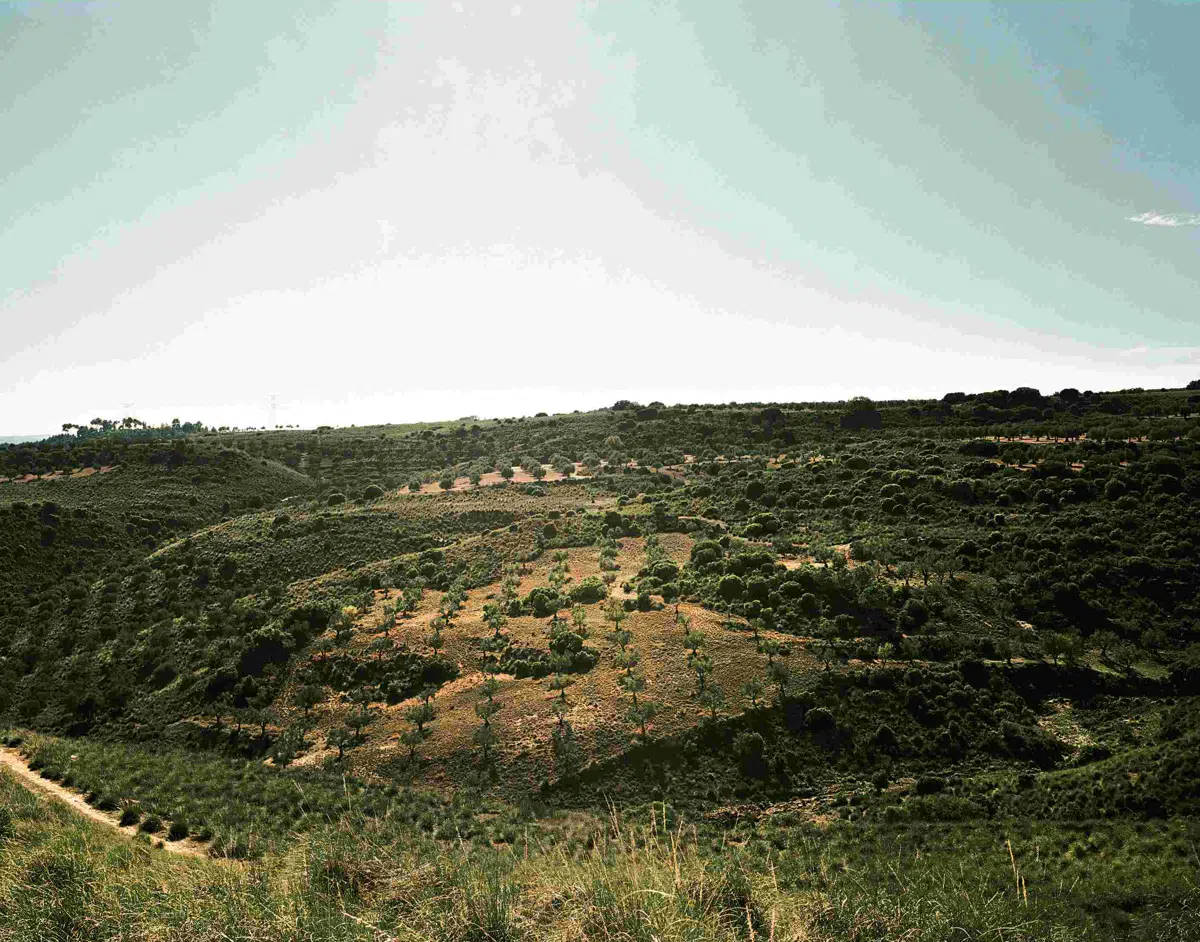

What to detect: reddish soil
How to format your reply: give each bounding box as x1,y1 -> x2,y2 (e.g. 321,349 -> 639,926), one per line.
0,465 -> 116,486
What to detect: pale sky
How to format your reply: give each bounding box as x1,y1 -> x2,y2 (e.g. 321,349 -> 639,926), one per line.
2,0 -> 1198,434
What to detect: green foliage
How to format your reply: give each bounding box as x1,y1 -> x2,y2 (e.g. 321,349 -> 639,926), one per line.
3,386 -> 1200,938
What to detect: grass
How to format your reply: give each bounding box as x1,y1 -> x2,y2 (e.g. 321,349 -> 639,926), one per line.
5,762 -> 1198,941
0,762 -> 790,941
4,393 -> 1200,937
3,731 -> 479,859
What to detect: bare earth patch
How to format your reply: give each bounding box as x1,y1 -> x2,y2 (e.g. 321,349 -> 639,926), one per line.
273,534 -> 823,794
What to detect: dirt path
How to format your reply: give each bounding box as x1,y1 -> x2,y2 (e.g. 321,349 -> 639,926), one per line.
0,747 -> 213,859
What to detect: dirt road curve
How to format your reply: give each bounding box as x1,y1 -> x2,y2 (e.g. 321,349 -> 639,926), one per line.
0,747 -> 211,859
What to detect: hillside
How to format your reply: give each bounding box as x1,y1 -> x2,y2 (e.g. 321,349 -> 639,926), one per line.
2,385 -> 1199,940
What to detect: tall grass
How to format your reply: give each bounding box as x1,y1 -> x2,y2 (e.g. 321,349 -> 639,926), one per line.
2,730 -> 479,859
3,747 -> 1198,941
0,767 -> 795,941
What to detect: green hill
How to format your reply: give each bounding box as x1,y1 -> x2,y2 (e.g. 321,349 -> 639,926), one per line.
2,388 -> 1200,940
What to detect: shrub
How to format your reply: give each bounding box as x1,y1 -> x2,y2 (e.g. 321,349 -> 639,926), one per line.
570,578 -> 605,604
363,484 -> 384,500
690,540 -> 724,566
524,586 -> 562,618
140,814 -> 163,834
717,575 -> 745,601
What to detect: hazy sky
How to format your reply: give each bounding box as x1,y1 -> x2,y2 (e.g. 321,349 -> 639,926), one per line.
2,0 -> 1198,433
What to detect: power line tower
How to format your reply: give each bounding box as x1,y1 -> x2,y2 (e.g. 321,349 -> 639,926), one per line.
269,394 -> 278,430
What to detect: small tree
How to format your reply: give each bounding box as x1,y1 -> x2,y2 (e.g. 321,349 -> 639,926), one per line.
604,600 -> 628,634
345,685 -> 377,741
769,660 -> 791,702
616,663 -> 643,700
473,723 -> 498,760
1093,630 -> 1119,660
1111,641 -> 1137,674
689,651 -> 714,696
472,696 -> 501,724
334,606 -> 359,642
740,678 -> 766,709
404,700 -> 435,735
272,723 -> 306,767
1043,631 -> 1078,666
626,700 -> 658,742
474,676 -> 503,762
400,584 -> 423,618
426,621 -> 445,657
400,727 -> 424,762
812,628 -> 837,671
551,710 -> 582,778
483,603 -> 507,640
570,604 -> 589,634
327,727 -> 353,759
367,637 -> 394,662
292,684 -> 323,719
549,673 -> 574,702
613,647 -> 641,675
698,684 -> 725,722
248,689 -> 274,741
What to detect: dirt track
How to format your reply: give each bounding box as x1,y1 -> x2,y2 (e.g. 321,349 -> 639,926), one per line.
0,747 -> 212,859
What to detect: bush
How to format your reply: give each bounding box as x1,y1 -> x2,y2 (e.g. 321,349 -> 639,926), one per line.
524,586 -> 562,618
140,814 -> 163,834
168,819 -> 189,841
717,575 -> 745,601
690,540 -> 724,566
362,484 -> 384,500
566,573 -> 604,602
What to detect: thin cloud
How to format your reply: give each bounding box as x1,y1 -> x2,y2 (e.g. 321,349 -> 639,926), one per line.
1127,211 -> 1200,227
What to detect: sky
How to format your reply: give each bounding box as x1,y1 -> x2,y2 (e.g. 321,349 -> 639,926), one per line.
1,0 -> 1198,434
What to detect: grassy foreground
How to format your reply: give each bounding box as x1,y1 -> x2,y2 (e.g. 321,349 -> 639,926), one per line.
5,760 -> 1200,941
0,762 -> 792,942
